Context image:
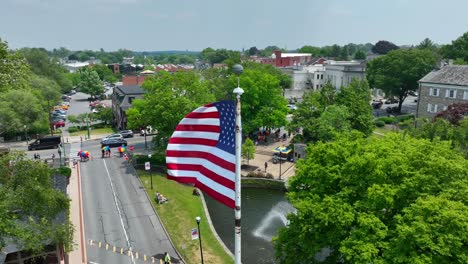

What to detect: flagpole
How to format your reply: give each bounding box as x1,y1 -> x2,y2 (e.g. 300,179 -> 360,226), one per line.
233,64 -> 244,264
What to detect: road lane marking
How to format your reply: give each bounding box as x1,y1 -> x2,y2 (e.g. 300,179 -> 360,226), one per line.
103,160 -> 137,264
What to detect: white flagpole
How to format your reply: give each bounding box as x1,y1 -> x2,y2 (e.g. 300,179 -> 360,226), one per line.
233,64 -> 244,264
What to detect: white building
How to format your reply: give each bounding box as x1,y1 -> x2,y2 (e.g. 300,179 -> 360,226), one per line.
282,64 -> 326,102
325,60 -> 366,90
63,61 -> 89,73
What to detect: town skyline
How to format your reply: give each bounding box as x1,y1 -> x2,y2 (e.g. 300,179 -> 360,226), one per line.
2,0 -> 468,52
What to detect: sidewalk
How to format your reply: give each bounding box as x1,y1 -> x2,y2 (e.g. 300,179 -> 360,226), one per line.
67,162 -> 87,264
241,136 -> 296,181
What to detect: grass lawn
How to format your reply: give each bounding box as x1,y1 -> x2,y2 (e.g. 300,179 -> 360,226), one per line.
68,127 -> 115,136
139,172 -> 233,264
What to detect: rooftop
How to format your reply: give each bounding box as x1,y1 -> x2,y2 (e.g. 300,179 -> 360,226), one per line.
419,65 -> 468,86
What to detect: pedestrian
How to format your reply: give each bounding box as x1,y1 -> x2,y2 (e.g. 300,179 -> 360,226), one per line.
73,159 -> 78,168
164,252 -> 171,264
264,161 -> 268,172
51,153 -> 55,160
101,148 -> 105,158
33,153 -> 37,160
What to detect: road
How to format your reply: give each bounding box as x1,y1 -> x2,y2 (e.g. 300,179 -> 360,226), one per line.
372,95 -> 419,117
12,91 -> 180,263
80,140 -> 178,264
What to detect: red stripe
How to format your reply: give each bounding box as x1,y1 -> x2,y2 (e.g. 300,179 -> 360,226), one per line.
166,175 -> 235,209
185,111 -> 219,119
167,163 -> 235,189
166,150 -> 235,172
175,124 -> 221,133
168,137 -> 217,146
195,181 -> 235,208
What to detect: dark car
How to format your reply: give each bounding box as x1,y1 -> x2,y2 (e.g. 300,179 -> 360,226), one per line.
386,106 -> 399,114
119,130 -> 134,138
385,98 -> 398,104
371,101 -> 383,109
101,138 -> 127,148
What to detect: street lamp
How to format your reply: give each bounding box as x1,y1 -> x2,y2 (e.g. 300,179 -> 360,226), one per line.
23,125 -> 28,145
148,153 -> 153,189
195,216 -> 204,264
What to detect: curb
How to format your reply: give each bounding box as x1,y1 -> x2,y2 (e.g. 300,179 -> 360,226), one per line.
134,168 -> 187,264
199,190 -> 235,260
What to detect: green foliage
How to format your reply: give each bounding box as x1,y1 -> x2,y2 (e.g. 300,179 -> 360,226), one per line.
0,39 -> 30,92
0,153 -> 72,252
374,120 -> 385,127
93,107 -> 113,125
200,48 -> 240,65
377,117 -> 398,124
366,49 -> 436,112
92,64 -> 118,83
54,166 -> 72,178
289,79 -> 373,142
371,40 -> 399,54
67,127 -> 78,133
76,68 -> 103,96
440,31 -> 468,62
274,134 -> 468,263
353,50 -> 367,60
242,138 -> 256,164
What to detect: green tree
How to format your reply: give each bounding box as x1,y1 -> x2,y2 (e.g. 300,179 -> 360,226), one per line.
366,49 -> 436,112
336,78 -> 374,136
92,64 -> 118,83
353,50 -> 366,60
93,107 -> 113,125
298,45 -> 321,56
0,153 -> 72,252
127,71 -> 215,154
274,134 -> 468,263
259,45 -> 282,57
241,138 -> 256,164
0,89 -> 49,137
0,39 -> 30,92
440,31 -> 468,62
416,37 -> 437,51
76,68 -> 103,96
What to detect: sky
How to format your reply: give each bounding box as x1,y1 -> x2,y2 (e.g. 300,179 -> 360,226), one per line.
1,0 -> 467,52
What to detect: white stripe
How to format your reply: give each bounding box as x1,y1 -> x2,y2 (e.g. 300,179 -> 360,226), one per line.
166,157 -> 235,181
167,144 -> 235,160
179,117 -> 220,126
167,169 -> 235,199
192,106 -> 218,113
171,131 -> 220,140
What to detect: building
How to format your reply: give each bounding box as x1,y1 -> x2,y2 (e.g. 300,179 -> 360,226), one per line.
417,65 -> 468,118
325,60 -> 366,90
255,51 -> 313,67
282,64 -> 326,101
63,61 -> 89,73
112,85 -> 145,130
122,75 -> 146,86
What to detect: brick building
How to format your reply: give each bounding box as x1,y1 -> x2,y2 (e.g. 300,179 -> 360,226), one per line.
255,51 -> 313,67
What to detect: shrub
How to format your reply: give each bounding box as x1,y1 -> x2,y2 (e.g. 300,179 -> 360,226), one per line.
375,120 -> 385,127
377,117 -> 397,124
54,166 -> 72,177
68,127 -> 78,133
397,114 -> 414,122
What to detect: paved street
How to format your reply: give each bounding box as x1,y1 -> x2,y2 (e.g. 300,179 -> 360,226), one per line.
80,140 -> 179,264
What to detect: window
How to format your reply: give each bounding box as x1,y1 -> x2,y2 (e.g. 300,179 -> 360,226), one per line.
445,89 -> 457,98
316,75 -> 319,80
427,103 -> 438,113
316,84 -> 319,89
321,74 -> 323,80
429,88 -> 440,96
464,91 -> 468,100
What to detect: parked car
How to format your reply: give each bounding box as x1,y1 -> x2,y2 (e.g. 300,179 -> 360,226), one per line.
51,113 -> 66,120
51,120 -> 65,128
103,133 -> 123,140
386,106 -> 399,114
287,104 -> 297,110
385,98 -> 399,104
371,101 -> 383,109
408,91 -> 418,96
70,89 -> 77,94
89,100 -> 101,108
52,109 -> 67,115
119,130 -> 134,138
61,95 -> 71,101
101,138 -> 127,148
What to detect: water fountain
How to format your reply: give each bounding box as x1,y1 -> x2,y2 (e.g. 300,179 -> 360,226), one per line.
252,201 -> 296,241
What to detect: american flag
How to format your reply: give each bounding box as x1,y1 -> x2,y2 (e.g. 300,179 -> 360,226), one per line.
166,101 -> 236,208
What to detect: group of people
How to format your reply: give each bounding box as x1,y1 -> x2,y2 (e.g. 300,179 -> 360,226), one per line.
101,146 -> 111,158
77,150 -> 90,161
156,191 -> 168,204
